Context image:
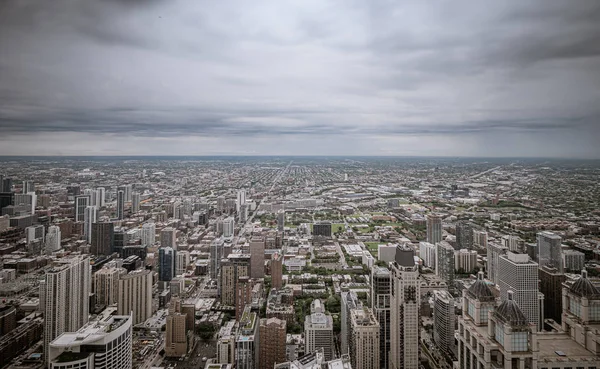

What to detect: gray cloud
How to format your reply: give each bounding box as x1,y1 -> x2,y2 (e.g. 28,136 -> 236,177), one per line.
0,0 -> 599,157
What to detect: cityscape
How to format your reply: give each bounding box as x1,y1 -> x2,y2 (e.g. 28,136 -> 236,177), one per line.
0,156 -> 599,369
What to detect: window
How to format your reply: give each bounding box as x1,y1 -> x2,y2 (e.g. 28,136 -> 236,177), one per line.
569,299 -> 582,318
511,332 -> 528,352
494,323 -> 504,346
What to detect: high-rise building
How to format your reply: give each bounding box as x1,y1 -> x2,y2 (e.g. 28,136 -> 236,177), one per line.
501,234 -> 524,253
117,269 -> 153,325
141,222 -> 155,247
116,190 -> 124,220
219,254 -> 250,307
74,195 -> 89,222
537,231 -> 563,272
223,217 -> 235,238
25,224 -> 45,244
271,253 -> 283,290
426,214 -> 442,245
539,265 -> 565,324
210,237 -> 224,280
84,205 -> 97,244
217,321 -> 236,364
236,189 -> 246,213
486,242 -> 508,285
313,222 -> 332,238
165,308 -> 188,357
277,209 -> 285,232
96,187 -> 106,207
259,317 -> 287,369
161,227 -> 177,249
131,192 -> 140,213
498,252 -> 541,330
419,241 -> 436,269
217,196 -> 225,213
1,176 -> 12,192
433,290 -> 455,356
239,203 -> 248,223
371,266 -> 391,369
305,299 -> 334,361
562,249 -> 585,272
341,291 -> 362,354
45,225 -> 61,254
349,308 -> 380,369
436,241 -> 455,287
159,247 -> 176,282
454,248 -> 478,273
41,255 -> 91,364
236,306 -> 259,369
91,222 -> 114,256
473,230 -> 488,248
176,250 -> 190,276
455,221 -> 473,250
94,266 -> 125,307
390,244 -> 420,369
22,180 -> 35,194
48,310 -> 132,369
249,236 -> 265,278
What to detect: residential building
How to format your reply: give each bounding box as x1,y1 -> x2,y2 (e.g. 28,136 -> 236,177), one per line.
131,192 -> 140,213
455,248 -> 478,273
486,242 -> 507,285
159,246 -> 176,282
116,190 -> 124,220
456,221 -> 473,250
161,227 -> 177,249
371,266 -> 391,369
84,205 -> 97,243
313,222 -> 333,238
249,236 -> 265,278
94,266 -> 125,307
236,306 -> 259,369
537,231 -> 562,272
433,290 -> 455,356
341,291 -> 361,355
305,299 -> 334,361
436,241 -> 455,288
271,252 -> 283,289
259,317 -> 287,369
562,249 -> 585,272
117,269 -> 153,325
426,214 -> 442,245
141,222 -> 155,247
419,241 -> 436,269
91,222 -> 114,256
349,308 -> 380,369
45,225 -> 61,254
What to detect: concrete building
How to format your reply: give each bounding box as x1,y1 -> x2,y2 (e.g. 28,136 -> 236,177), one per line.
131,192 -> 140,213
539,265 -> 565,324
390,244 -> 420,369
117,269 -> 153,325
271,252 -> 283,290
455,248 -> 478,273
501,235 -> 524,253
249,236 -> 265,278
217,321 -> 236,364
277,209 -> 285,232
74,195 -> 88,222
96,187 -> 106,207
473,230 -> 488,248
141,222 -> 155,247
349,308 -> 380,369
48,310 -> 132,369
236,189 -> 246,213
259,317 -> 287,369
562,249 -> 585,272
223,217 -> 235,238
486,242 -> 508,285
305,299 -> 334,361
236,306 -> 259,369
433,290 -> 455,356
84,205 -> 97,243
45,225 -> 61,255
116,190 -> 124,220
456,221 -> 473,250
41,255 -> 91,364
498,252 -> 541,330
176,250 -> 190,276
341,291 -> 362,355
91,222 -> 114,256
371,266 -> 391,369
436,241 -> 455,288
165,312 -> 188,357
419,241 -> 436,269
161,227 -> 177,249
537,231 -> 563,272
211,237 -> 224,279
219,254 -> 250,307
94,266 -> 125,307
426,214 -> 442,245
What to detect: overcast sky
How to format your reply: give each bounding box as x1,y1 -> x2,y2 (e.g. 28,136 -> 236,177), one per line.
1,0 -> 599,157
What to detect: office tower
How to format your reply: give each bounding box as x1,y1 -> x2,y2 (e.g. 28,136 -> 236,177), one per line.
305,299 -> 334,361
15,192 -> 37,214
390,244 -> 420,369
117,269 -> 153,325
455,221 -> 473,250
236,189 -> 246,213
341,291 -> 362,354
159,247 -> 176,282
84,188 -> 96,207
436,241 -> 455,287
426,214 -> 442,244
498,252 -> 540,330
96,187 -> 106,207
165,306 -> 188,357
259,317 -> 287,369
125,184 -> 132,202
537,231 -> 563,272
141,222 -> 156,247
473,230 -> 488,248
239,203 -> 248,223
161,226 -> 177,249
41,255 -> 91,363
176,250 -> 190,276
116,190 -> 125,220
371,266 -> 391,369
562,249 -> 585,272
217,196 -> 225,213
132,192 -> 140,213
419,241 -> 436,269
210,237 -> 224,280
225,198 -> 236,213
223,217 -> 235,238
454,249 -> 478,273
45,225 -> 61,254
1,176 -> 12,192
486,242 -> 508,285
220,254 -> 250,307
91,222 -> 114,256
94,266 -> 125,307
249,236 -> 265,278
48,312 -> 132,369
539,265 -> 565,324
84,205 -> 97,244
277,209 -> 285,232
433,290 -> 455,356
0,192 -> 13,212
349,308 -> 380,369
236,306 -> 259,369
313,221 -> 332,238
25,224 -> 45,244
22,180 -> 35,194
501,234 -> 524,253
74,195 -> 89,222
271,253 -> 283,290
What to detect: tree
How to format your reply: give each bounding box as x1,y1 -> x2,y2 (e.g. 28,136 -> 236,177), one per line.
196,322 -> 216,341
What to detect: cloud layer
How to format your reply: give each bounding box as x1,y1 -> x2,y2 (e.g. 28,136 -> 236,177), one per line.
1,0 -> 599,157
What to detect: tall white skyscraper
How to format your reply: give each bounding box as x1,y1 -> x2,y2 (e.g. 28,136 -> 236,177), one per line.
537,231 -> 563,272
390,244 -> 420,369
141,222 -> 156,247
131,192 -> 140,213
41,255 -> 91,364
84,205 -> 97,243
419,241 -> 436,269
236,189 -> 246,213
498,252 -> 541,330
426,214 -> 442,245
223,217 -> 235,238
96,187 -> 106,207
45,225 -> 61,254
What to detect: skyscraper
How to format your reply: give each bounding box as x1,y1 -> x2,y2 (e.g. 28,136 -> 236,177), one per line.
473,230 -> 488,248
159,247 -> 176,282
84,205 -> 97,243
45,225 -> 61,255
277,209 -> 285,232
74,195 -> 89,222
117,269 -> 153,325
498,252 -> 540,330
161,226 -> 177,249
132,192 -> 140,213
96,187 -> 106,207
371,266 -> 391,369
271,253 -> 283,290
436,241 -> 455,287
433,290 -> 455,356
91,222 -> 114,256
305,299 -> 334,361
537,231 -> 563,272
259,317 -> 287,369
486,242 -> 508,285
341,291 -> 361,354
539,265 -> 565,324
236,306 -> 259,369
455,221 -> 473,250
426,214 -> 442,245
210,237 -> 224,280
349,308 -> 380,369
22,180 -> 35,194
165,302 -> 188,358
116,190 -> 125,220
176,250 -> 190,276
390,244 -> 420,369
419,241 -> 436,269
41,255 -> 91,363
249,236 -> 265,278
141,222 -> 156,247
223,217 -> 235,238
94,265 -> 125,307
236,189 -> 246,213
219,254 -> 250,307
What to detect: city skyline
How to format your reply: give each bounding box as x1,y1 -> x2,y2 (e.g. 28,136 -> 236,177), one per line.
1,1 -> 600,158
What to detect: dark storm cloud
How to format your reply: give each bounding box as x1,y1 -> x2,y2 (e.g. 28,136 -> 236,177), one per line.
0,0 -> 599,157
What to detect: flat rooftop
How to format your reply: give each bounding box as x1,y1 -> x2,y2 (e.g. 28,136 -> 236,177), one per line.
537,333 -> 599,363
